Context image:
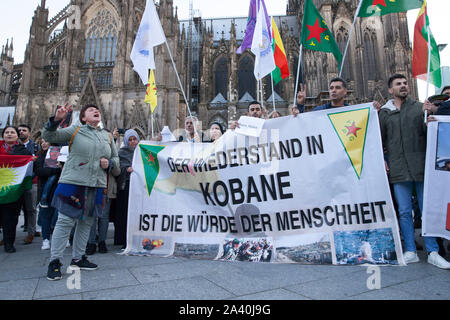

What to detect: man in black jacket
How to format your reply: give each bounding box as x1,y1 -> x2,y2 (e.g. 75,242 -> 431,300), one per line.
18,124 -> 39,244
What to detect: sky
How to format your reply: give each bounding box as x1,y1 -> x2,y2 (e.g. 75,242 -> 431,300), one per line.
0,0 -> 449,100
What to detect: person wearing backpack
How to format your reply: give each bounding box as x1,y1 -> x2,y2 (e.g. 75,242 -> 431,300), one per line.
42,104 -> 119,281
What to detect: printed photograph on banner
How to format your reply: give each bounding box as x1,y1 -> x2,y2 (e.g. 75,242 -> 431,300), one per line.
173,238 -> 220,260
216,237 -> 273,263
334,228 -> 398,265
44,146 -> 61,168
128,234 -> 173,256
274,233 -> 332,264
435,123 -> 450,172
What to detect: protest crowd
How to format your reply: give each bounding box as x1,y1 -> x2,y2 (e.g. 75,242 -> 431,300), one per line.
0,0 -> 449,284
1,75 -> 449,281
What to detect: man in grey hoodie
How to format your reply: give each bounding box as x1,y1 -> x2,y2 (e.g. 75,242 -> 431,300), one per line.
379,74 -> 450,269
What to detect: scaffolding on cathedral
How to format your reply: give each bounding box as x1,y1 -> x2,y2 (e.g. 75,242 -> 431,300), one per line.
186,0 -> 202,114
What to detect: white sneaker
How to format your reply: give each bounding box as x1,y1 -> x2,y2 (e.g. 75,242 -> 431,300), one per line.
66,240 -> 71,248
41,239 -> 50,250
427,252 -> 450,269
403,251 -> 419,264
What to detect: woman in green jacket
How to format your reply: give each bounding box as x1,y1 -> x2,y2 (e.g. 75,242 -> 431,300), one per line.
42,104 -> 119,281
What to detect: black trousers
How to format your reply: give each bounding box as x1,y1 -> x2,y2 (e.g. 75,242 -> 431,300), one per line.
0,197 -> 23,245
114,183 -> 129,246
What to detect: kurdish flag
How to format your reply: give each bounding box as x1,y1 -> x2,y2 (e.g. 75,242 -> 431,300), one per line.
145,69 -> 158,113
271,18 -> 289,85
0,155 -> 33,204
358,0 -> 423,18
301,0 -> 342,68
412,0 -> 441,88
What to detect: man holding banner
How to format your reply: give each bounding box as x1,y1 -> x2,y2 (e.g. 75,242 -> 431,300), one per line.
379,74 -> 450,269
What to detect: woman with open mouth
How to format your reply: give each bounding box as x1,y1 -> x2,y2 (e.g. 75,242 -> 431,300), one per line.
42,104 -> 119,281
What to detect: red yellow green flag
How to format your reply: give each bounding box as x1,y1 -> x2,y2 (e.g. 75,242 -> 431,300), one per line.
300,0 -> 342,68
0,155 -> 33,204
271,18 -> 289,85
358,0 -> 423,18
412,0 -> 441,88
145,69 -> 158,112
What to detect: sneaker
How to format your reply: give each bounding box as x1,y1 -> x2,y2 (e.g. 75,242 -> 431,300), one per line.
98,241 -> 108,254
85,243 -> 96,255
41,239 -> 50,250
403,251 -> 419,264
69,255 -> 98,271
39,201 -> 49,208
427,252 -> 450,269
47,259 -> 63,281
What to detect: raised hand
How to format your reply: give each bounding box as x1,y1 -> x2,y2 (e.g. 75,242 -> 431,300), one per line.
296,83 -> 306,106
55,103 -> 72,121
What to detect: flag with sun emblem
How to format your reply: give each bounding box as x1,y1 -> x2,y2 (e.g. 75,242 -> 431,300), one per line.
0,155 -> 33,204
139,144 -> 165,197
328,108 -> 370,179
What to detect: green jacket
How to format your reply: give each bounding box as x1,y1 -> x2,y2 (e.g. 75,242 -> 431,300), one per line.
42,118 -> 119,188
378,98 -> 427,184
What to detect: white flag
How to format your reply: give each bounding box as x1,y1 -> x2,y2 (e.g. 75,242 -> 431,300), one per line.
130,0 -> 166,85
251,3 -> 275,80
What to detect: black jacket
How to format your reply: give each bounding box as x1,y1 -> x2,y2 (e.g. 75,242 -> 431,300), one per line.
34,150 -> 61,202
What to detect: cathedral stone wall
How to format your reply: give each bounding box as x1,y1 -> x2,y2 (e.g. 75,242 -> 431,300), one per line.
13,0 -> 417,137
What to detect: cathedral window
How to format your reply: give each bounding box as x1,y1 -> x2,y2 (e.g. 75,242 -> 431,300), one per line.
84,9 -> 119,66
214,57 -> 228,99
363,32 -> 378,81
336,28 -> 352,81
238,55 -> 256,100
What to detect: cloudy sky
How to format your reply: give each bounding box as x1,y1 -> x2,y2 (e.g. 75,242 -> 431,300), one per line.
0,0 -> 448,99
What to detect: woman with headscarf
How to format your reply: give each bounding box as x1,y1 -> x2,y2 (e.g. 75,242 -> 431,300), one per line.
114,129 -> 140,248
209,122 -> 225,143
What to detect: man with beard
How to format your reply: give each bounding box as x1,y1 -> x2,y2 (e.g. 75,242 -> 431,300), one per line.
379,74 -> 450,269
18,124 -> 39,244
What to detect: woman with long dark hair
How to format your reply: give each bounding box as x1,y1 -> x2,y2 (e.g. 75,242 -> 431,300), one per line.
0,126 -> 33,253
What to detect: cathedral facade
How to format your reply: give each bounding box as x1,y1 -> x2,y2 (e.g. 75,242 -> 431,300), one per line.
12,0 -> 417,138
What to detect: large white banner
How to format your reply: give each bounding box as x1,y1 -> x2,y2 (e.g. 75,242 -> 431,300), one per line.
423,116 -> 450,240
124,104 -> 405,265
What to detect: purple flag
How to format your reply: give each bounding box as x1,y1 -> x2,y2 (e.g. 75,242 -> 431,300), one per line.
237,0 -> 272,54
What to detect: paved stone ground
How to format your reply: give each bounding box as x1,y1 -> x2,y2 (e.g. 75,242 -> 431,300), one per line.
0,216 -> 449,300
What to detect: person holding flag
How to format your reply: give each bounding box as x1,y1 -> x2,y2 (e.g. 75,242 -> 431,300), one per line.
291,0 -> 343,109
379,74 -> 450,269
0,126 -> 33,253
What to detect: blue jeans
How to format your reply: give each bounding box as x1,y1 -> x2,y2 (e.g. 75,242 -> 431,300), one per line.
40,175 -> 58,205
88,198 -> 111,244
38,206 -> 55,241
393,181 -> 439,253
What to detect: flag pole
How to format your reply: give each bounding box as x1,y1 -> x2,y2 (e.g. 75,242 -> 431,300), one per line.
151,112 -> 154,138
271,73 -> 276,112
260,79 -> 264,111
293,44 -> 303,107
339,0 -> 363,77
163,41 -> 198,136
425,25 -> 432,123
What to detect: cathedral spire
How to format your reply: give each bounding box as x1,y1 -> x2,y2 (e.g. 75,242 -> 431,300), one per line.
41,0 -> 46,8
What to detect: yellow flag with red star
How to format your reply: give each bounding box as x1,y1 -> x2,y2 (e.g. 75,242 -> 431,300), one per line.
328,108 -> 370,179
145,69 -> 157,113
